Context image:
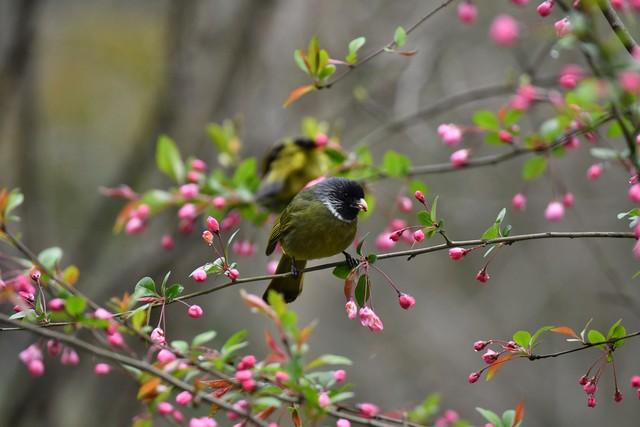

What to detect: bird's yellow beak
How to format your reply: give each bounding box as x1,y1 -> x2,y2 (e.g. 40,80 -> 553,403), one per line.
356,198 -> 368,212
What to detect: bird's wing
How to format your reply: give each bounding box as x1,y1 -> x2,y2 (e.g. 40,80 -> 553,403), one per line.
266,213 -> 285,255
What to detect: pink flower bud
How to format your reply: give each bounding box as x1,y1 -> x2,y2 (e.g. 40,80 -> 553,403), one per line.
266,260 -> 278,274
450,149 -> 470,168
448,247 -> 468,260
537,1 -> 553,16
221,211 -> 241,231
275,371 -> 289,384
334,369 -> 347,382
457,1 -> 477,24
398,293 -> 416,310
473,340 -> 488,351
511,193 -> 526,211
125,217 -> 145,235
227,400 -> 249,420
583,381 -> 598,394
337,419 -> 351,427
202,230 -> 214,246
375,232 -> 396,250
136,204 -> 151,220
94,363 -> 111,375
187,171 -> 202,183
630,375 -> 640,388
30,269 -> 41,282
414,190 -> 426,204
388,230 -> 402,242
490,15 -> 519,46
559,64 -> 582,89
562,192 -> 575,208
498,130 -> 513,143
189,417 -> 217,427
172,411 -> 184,423
318,392 -> 330,407
615,391 -> 623,402
629,184 -> 640,203
61,348 -> 80,366
397,196 -> 413,213
94,308 -> 113,320
178,203 -> 197,221
620,71 -> 640,92
468,372 -> 480,383
161,235 -> 174,250
587,395 -> 596,408
511,0 -> 529,5
191,159 -> 207,172
241,379 -> 256,392
28,359 -> 45,377
438,124 -> 463,146
47,340 -> 61,357
545,201 -> 565,222
315,133 -> 329,147
235,369 -> 253,382
176,391 -> 193,405
180,183 -> 199,199
19,344 -> 42,365
579,375 -> 589,385
238,355 -> 256,369
587,164 -> 602,181
345,300 -> 358,320
554,17 -> 571,37
157,402 -> 173,415
157,349 -> 176,363
108,332 -> 125,348
482,349 -> 499,364
191,268 -> 208,282
475,268 -> 490,283
206,216 -> 220,233
227,268 -> 240,281
48,298 -> 65,311
150,327 -> 166,345
412,229 -> 425,242
633,240 -> 640,260
356,403 -> 379,418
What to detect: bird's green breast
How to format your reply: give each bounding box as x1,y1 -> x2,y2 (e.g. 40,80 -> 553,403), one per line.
279,197 -> 357,260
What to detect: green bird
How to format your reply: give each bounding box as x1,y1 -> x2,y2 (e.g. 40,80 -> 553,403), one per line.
256,137 -> 331,212
263,177 -> 368,303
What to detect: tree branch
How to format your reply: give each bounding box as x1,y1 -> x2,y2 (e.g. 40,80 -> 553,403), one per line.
598,0 -> 639,55
528,330 -> 640,360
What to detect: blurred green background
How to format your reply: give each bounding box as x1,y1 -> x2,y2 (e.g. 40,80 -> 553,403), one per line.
1,0 -> 639,425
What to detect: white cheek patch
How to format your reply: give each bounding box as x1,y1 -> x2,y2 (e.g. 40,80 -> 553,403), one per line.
322,197 -> 351,223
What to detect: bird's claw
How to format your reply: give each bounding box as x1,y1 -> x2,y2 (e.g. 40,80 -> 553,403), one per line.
342,251 -> 358,270
290,262 -> 300,278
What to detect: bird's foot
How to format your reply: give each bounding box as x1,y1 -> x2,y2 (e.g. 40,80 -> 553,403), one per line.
290,261 -> 300,278
342,251 -> 359,270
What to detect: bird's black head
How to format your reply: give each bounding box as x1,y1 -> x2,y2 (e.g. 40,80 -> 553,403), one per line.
314,177 -> 367,222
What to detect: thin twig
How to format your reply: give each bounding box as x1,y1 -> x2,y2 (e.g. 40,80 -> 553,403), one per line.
528,330 -> 640,360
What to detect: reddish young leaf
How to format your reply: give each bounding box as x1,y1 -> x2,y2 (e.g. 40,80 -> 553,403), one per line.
137,377 -> 161,400
344,271 -> 356,300
550,326 -> 578,338
291,407 -> 302,427
513,400 -> 525,426
201,379 -> 233,389
283,85 -> 315,108
62,265 -> 80,285
264,330 -> 287,363
486,353 -> 513,381
113,201 -> 137,234
397,50 -> 418,56
257,407 -> 277,420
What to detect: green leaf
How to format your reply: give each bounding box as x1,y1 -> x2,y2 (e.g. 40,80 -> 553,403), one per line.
409,180 -> 428,196
222,330 -> 248,354
607,319 -> 626,348
233,158 -> 257,187
65,295 -> 87,317
522,156 -> 547,181
495,208 -> 506,224
481,224 -> 499,241
318,64 -> 336,81
408,393 -> 441,423
332,264 -> 351,279
530,325 -> 553,347
164,284 -> 184,300
306,354 -> 352,370
346,37 -> 366,64
430,195 -> 439,223
588,329 -> 606,348
607,121 -> 622,138
294,49 -> 308,74
476,408 -> 503,427
382,150 -> 411,177
503,110 -> 523,127
171,340 -> 189,354
254,397 -> 282,410
484,132 -> 502,145
192,330 -> 217,347
512,330 -> 532,349
417,211 -> 432,226
38,247 -> 63,270
502,410 -> 515,427
394,26 -> 407,48
367,254 -> 377,264
139,190 -> 172,209
473,111 -> 499,131
156,135 -> 185,183
134,277 -> 157,298
590,147 -> 620,160
354,275 -> 369,307
5,189 -> 24,217
307,36 -> 319,75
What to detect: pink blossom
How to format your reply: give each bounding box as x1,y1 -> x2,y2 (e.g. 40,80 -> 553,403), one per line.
318,392 -> 331,407
212,196 -> 226,209
176,391 -> 193,406
554,17 -> 571,37
448,247 -> 468,260
315,133 -> 329,147
191,268 -> 208,282
172,411 -> 184,423
125,217 -> 145,235
178,203 -> 197,221
238,355 -> 256,370
544,201 -> 565,222
275,371 -> 289,384
188,305 -> 204,319
359,307 -> 384,332
630,375 -> 640,388
150,327 -> 166,345
187,171 -> 202,183
241,379 -> 256,392
235,369 -> 253,382
468,372 -> 480,383
620,71 -> 640,92
376,232 -> 396,250
107,331 -> 125,347
559,64 -> 582,89
94,363 -> 111,375
587,395 -> 596,408
512,193 -> 526,211
356,403 -> 380,418
48,298 -> 65,311
337,419 -> 351,427
334,369 -> 347,382
94,308 -> 113,320
28,359 -> 45,377
437,124 -> 463,146
19,344 -> 42,365
615,390 -> 623,402
47,340 -> 62,357
537,1 -> 554,16
450,149 -> 470,168
414,190 -> 426,203
583,381 -> 598,394
189,416 -> 217,427
191,159 -> 207,172
157,349 -> 176,363
227,268 -> 240,281
629,184 -> 640,203
457,2 -> 477,24
180,183 -> 199,199
61,348 -> 80,366
345,299 -> 358,320
562,192 -> 575,208
587,163 -> 603,181
397,196 -> 413,212
161,235 -> 174,250
206,216 -> 220,233
413,229 -> 425,242
511,0 -> 529,4
490,15 -> 519,46
474,340 -> 488,351
398,293 -> 416,310
475,268 -> 490,283
157,402 -> 173,415
202,230 -> 214,246
482,349 -> 499,364
221,211 -> 241,231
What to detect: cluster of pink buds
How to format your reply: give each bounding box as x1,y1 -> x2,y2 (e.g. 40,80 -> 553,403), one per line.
437,123 -> 463,146
578,375 -> 600,408
6,274 -> 36,313
559,64 -> 583,89
510,84 -> 537,111
356,402 -> 380,418
234,355 -> 257,392
357,306 -> 384,332
189,416 -> 216,427
19,344 -> 45,376
232,240 -> 257,257
376,218 -> 413,250
468,339 -> 523,383
125,204 -> 150,235
187,158 -> 207,183
434,409 -> 459,427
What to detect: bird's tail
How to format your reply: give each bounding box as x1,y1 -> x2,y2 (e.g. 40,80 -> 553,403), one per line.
263,255 -> 307,303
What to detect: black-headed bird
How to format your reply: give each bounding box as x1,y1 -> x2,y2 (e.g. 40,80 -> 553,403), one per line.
255,137 -> 330,212
263,177 -> 367,303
